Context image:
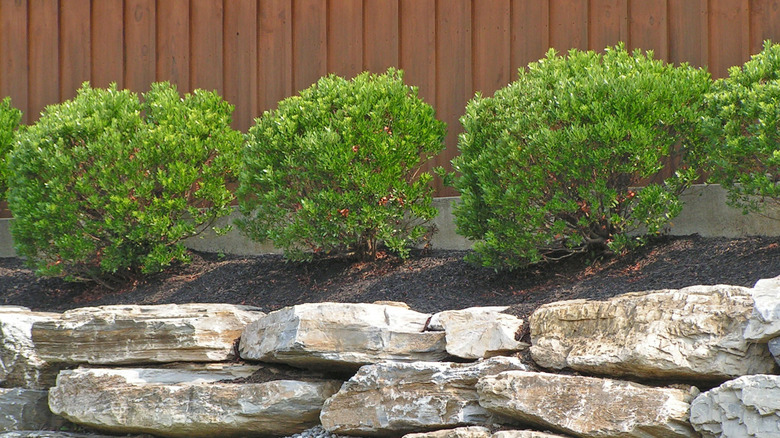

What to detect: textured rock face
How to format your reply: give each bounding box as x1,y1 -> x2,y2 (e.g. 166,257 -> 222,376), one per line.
690,374 -> 780,437
48,365 -> 342,438
530,285 -> 778,380
477,371 -> 698,438
0,388 -> 64,431
402,428 -> 568,438
320,357 -> 529,437
0,433 -> 130,438
769,337 -> 780,365
744,276 -> 780,341
428,307 -> 528,359
33,304 -> 263,365
0,307 -> 62,389
239,302 -> 447,370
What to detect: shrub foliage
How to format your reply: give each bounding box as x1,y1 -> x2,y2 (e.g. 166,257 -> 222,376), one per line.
452,45 -> 710,269
8,82 -> 242,282
0,97 -> 22,200
700,40 -> 780,214
238,69 -> 446,260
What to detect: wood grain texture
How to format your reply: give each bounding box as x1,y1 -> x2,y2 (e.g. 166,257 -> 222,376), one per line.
364,0 -> 399,72
157,0 -> 189,91
327,0 -> 362,79
91,0 -> 124,89
292,0 -> 327,92
709,0 -> 751,78
589,0 -> 628,51
259,0 -> 293,111
124,0 -> 156,93
0,0 -> 28,122
28,0 -> 58,122
511,0 -> 549,71
60,0 -> 91,101
549,0 -> 588,51
473,0 -> 510,96
399,0 -> 435,105
668,0 -> 708,67
629,0 -> 668,58
224,0 -> 258,132
191,0 -> 224,94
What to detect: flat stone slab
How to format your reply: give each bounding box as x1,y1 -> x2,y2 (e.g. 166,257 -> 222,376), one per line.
428,307 -> 528,359
0,306 -> 62,389
402,427 -> 569,438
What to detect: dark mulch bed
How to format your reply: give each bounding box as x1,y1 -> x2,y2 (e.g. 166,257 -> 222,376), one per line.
2,234 -> 779,324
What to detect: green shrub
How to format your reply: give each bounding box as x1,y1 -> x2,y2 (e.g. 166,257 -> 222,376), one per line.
451,45 -> 710,269
0,97 -> 22,200
8,82 -> 241,282
699,41 -> 780,214
237,69 -> 446,261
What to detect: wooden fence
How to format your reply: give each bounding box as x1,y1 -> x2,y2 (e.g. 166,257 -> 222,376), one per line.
2,0 -> 780,196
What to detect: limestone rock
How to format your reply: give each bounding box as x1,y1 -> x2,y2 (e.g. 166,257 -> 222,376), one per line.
402,427 -> 569,438
33,304 -> 264,365
744,276 -> 780,341
530,285 -> 778,380
477,371 -> 698,438
48,364 -> 342,438
690,374 -> 780,437
0,388 -> 64,431
492,432 -> 571,438
0,433 -> 133,438
320,356 -> 529,436
428,307 -> 528,359
240,302 -> 447,370
769,337 -> 780,366
0,306 -> 62,389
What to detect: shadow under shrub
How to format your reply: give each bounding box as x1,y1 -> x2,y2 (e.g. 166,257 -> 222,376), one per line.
451,45 -> 711,270
237,69 -> 446,261
7,82 -> 242,283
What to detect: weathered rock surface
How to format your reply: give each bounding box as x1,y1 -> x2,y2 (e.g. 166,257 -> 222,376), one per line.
530,285 -> 778,380
240,302 -> 447,370
690,374 -> 780,437
0,306 -> 62,389
33,304 -> 263,365
320,357 -> 529,436
48,364 -> 342,438
0,433 -> 132,438
0,388 -> 64,432
744,276 -> 780,341
769,337 -> 780,365
428,307 -> 528,359
477,371 -> 698,438
492,432 -> 571,438
402,427 -> 569,438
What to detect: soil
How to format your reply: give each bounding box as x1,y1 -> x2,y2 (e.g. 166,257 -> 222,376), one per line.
2,234 -> 780,327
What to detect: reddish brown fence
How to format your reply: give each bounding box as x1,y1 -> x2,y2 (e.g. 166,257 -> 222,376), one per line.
2,0 -> 780,195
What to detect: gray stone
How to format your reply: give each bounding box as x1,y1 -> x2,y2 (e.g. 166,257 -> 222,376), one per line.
0,388 -> 64,431
0,306 -> 62,389
690,374 -> 780,437
744,276 -> 780,341
402,426 -> 493,438
428,307 -> 528,359
770,337 -> 780,366
0,433 -> 136,438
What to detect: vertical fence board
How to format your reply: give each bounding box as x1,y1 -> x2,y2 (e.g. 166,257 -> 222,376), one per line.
364,0 -> 399,72
668,0 -> 708,67
709,0 -> 751,78
191,0 -> 224,94
589,0 -> 628,50
750,0 -> 780,54
327,0 -> 363,78
124,0 -> 155,93
550,0 -> 588,51
157,0 -> 189,91
0,0 -> 28,123
629,0 -> 668,57
28,0 -> 58,121
511,0 -> 549,71
292,0 -> 327,92
399,0 -> 435,105
91,0 -> 123,89
473,0 -> 510,97
258,0 -> 293,111
60,0 -> 91,101
224,0 -> 258,132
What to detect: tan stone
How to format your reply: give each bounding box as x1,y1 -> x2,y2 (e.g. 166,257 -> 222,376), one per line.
429,307 -> 528,359
0,306 -> 62,389
477,371 -> 699,438
530,285 -> 778,380
402,426 -> 492,438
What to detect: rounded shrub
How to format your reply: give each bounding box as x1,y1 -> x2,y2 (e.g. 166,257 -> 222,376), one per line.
452,44 -> 711,269
8,82 -> 242,282
237,68 -> 446,261
0,97 -> 22,200
700,41 -> 780,214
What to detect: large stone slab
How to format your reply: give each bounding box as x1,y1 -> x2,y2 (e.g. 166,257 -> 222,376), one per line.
0,388 -> 64,431
239,302 -> 447,371
320,357 -> 529,437
477,371 -> 699,438
690,374 -> 780,437
530,285 -> 778,380
744,276 -> 780,341
0,433 -> 134,438
48,364 -> 342,438
428,307 -> 528,359
33,304 -> 264,365
0,306 -> 62,389
403,427 -> 569,438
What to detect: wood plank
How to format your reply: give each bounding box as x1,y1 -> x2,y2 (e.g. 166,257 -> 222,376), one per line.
91,0 -> 123,89
511,0 -> 550,71
668,0 -> 708,67
399,0 -> 435,105
0,0 -> 28,123
708,0 -> 751,78
589,0 -> 628,51
124,0 -> 156,93
157,0 -> 190,91
473,0 -> 510,97
549,0 -> 588,52
60,0 -> 91,101
363,0 -> 399,72
292,0 -> 327,92
327,0 -> 362,79
28,0 -> 59,122
750,0 -> 780,55
258,0 -> 293,111
191,0 -> 224,93
628,0 -> 668,59
224,0 -> 258,132
435,0 -> 472,196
